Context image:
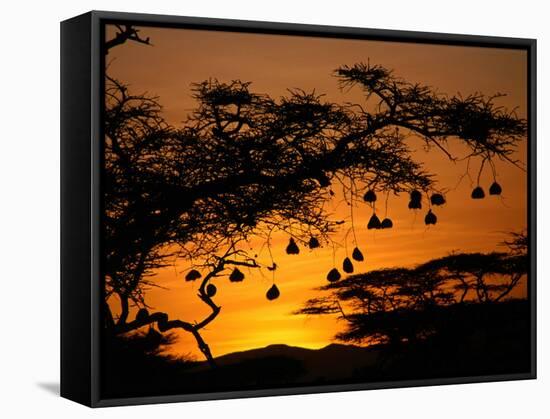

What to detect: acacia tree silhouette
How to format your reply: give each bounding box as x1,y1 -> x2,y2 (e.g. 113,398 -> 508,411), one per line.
296,232 -> 528,345
103,27 -> 527,366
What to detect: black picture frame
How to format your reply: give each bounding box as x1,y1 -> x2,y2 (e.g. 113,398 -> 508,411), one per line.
61,10 -> 537,408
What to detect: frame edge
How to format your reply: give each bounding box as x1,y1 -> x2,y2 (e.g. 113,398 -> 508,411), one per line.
82,10 -> 537,407
60,11 -> 94,407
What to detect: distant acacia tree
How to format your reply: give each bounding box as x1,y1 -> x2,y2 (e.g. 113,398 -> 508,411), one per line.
296,233 -> 528,345
103,27 -> 527,366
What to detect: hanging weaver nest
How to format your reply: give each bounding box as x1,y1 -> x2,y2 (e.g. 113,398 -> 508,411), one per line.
327,268 -> 342,283
286,238 -> 300,255
352,247 -> 364,262
430,193 -> 446,206
266,284 -> 280,301
308,237 -> 321,249
380,218 -> 393,229
206,283 -> 217,297
185,269 -> 201,281
229,267 -> 245,282
471,186 -> 485,199
424,209 -> 437,225
367,213 -> 382,229
363,190 -> 377,203
343,257 -> 354,274
489,182 -> 502,195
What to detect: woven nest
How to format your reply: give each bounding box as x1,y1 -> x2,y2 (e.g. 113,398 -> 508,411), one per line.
363,189 -> 377,203
408,189 -> 422,210
489,182 -> 502,195
430,193 -> 446,206
471,186 -> 485,199
424,209 -> 437,225
266,284 -> 280,301
327,268 -> 342,283
343,257 -> 354,274
206,283 -> 217,297
367,213 -> 382,229
380,218 -> 393,229
308,237 -> 321,249
352,247 -> 364,262
185,269 -> 201,282
229,267 -> 245,282
286,238 -> 300,255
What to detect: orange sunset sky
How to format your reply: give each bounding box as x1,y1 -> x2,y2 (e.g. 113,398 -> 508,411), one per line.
105,25 -> 528,359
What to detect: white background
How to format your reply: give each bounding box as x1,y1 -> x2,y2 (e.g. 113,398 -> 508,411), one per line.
0,0 -> 547,417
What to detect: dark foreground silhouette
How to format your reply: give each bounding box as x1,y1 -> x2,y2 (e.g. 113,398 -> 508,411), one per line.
101,299 -> 530,399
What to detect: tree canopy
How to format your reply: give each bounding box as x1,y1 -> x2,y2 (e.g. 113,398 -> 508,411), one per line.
296,233 -> 528,345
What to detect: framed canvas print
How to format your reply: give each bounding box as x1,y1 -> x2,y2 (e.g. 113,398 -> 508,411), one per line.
60,11 -> 536,407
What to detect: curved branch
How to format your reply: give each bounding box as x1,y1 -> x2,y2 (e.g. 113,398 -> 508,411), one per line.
105,25 -> 151,54
111,251 -> 263,367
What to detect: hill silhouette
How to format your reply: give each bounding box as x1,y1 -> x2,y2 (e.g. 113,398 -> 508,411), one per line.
189,343 -> 382,383
102,299 -> 530,400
